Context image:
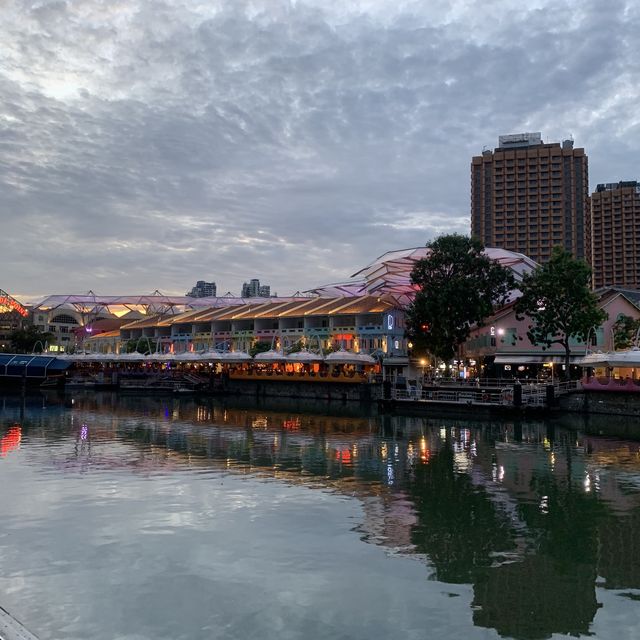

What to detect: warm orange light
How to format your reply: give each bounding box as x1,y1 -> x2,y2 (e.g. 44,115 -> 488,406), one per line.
1,425 -> 21,457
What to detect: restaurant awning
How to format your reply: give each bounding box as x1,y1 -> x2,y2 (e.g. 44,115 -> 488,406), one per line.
0,354 -> 71,378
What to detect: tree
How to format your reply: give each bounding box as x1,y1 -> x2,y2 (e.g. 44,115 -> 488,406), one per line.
514,247 -> 607,379
125,337 -> 157,354
406,234 -> 515,368
8,325 -> 54,353
249,340 -> 272,357
612,314 -> 640,350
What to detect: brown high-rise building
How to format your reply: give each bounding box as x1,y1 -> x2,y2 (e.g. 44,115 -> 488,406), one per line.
590,181 -> 640,289
471,133 -> 589,263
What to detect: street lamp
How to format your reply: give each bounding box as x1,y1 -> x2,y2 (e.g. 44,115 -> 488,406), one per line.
419,358 -> 427,381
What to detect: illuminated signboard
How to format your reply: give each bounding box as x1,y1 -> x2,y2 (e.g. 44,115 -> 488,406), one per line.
387,314 -> 394,331
0,289 -> 28,318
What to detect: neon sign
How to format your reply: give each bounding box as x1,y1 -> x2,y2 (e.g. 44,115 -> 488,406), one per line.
0,290 -> 28,317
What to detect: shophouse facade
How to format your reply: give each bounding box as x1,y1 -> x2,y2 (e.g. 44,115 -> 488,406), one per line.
115,296 -> 408,361
463,291 -> 640,377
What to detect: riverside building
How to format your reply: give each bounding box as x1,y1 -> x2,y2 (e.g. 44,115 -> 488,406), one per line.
590,181 -> 640,289
116,296 -> 408,359
471,133 -> 589,263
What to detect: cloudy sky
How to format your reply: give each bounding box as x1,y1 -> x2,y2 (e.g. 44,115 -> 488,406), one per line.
2,0 -> 639,300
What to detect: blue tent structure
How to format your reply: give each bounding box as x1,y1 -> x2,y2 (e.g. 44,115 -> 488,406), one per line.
0,354 -> 71,380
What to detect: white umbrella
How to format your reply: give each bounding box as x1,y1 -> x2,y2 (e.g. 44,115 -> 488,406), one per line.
576,348 -> 640,368
604,347 -> 640,368
576,351 -> 611,367
173,352 -> 204,362
83,353 -> 110,362
66,353 -> 92,362
254,349 -> 288,363
325,350 -> 376,366
197,350 -> 225,362
119,352 -> 148,362
286,349 -> 325,363
216,351 -> 252,363
144,352 -> 168,362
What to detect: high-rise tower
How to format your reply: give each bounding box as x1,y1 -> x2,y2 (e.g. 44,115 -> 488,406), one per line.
471,133 -> 589,263
590,181 -> 640,289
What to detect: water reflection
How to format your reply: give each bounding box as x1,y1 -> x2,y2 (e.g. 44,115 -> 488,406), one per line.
2,393 -> 640,639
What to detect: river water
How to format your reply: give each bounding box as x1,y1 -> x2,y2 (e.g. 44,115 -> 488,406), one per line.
1,392 -> 640,640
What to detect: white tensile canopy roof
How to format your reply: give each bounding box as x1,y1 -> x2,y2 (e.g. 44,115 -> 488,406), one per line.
577,348 -> 640,368
30,293 -> 301,316
307,247 -> 538,306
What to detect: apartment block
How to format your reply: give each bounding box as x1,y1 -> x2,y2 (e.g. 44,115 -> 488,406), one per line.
471,133 -> 589,263
590,181 -> 640,289
186,280 -> 217,298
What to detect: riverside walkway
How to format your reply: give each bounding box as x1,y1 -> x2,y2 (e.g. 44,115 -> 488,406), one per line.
379,378 -> 580,414
0,606 -> 39,640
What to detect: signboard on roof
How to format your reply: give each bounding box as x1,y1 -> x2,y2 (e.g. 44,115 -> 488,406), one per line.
0,289 -> 29,317
498,132 -> 542,147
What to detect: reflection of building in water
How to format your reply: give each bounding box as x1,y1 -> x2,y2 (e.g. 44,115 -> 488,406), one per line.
18,395 -> 640,640
359,493 -> 418,551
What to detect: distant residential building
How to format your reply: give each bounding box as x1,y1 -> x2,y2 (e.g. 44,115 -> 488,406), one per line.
471,133 -> 589,263
186,280 -> 217,298
241,279 -> 271,298
590,181 -> 640,289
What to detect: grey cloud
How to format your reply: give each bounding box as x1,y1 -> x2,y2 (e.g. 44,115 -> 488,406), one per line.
1,0 -> 639,297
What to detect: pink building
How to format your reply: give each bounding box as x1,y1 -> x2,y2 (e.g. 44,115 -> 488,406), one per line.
462,290 -> 640,379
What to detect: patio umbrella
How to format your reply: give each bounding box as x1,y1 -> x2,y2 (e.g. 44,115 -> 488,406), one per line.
254,349 -> 288,363
325,350 -> 376,366
286,349 -> 325,363
215,351 -> 252,363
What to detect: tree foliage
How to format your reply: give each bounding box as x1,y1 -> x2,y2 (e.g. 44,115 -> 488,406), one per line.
406,234 -> 515,363
7,325 -> 54,353
125,338 -> 158,354
612,314 -> 640,350
249,340 -> 272,357
514,247 -> 607,377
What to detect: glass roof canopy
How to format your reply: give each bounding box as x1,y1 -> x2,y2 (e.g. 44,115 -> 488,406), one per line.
29,247 -> 539,317
308,247 -> 538,306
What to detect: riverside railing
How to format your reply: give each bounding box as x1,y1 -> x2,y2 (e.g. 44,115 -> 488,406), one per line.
391,379 -> 580,406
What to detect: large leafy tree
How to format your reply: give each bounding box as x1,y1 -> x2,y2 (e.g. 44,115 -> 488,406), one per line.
406,234 -> 515,366
125,338 -> 158,354
8,325 -> 54,353
612,314 -> 640,350
514,247 -> 607,378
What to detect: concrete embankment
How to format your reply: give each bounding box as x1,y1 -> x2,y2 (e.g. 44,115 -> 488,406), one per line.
0,606 -> 39,640
221,378 -> 379,402
559,391 -> 640,418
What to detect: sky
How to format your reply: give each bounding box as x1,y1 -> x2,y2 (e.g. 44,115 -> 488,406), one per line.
1,0 -> 639,301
